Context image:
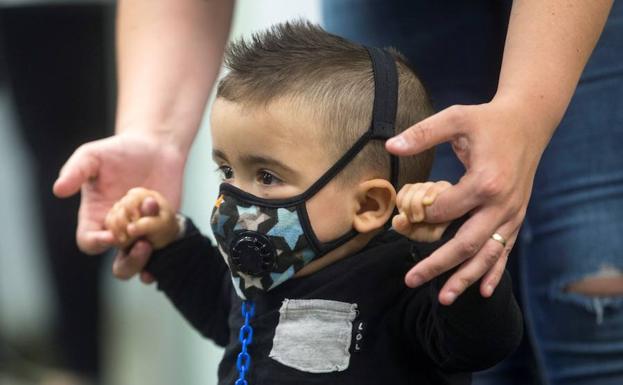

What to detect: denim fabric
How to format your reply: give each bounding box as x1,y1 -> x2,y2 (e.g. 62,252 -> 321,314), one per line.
323,1 -> 623,384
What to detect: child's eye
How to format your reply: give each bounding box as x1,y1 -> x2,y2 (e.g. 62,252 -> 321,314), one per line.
257,170 -> 281,186
217,165 -> 234,180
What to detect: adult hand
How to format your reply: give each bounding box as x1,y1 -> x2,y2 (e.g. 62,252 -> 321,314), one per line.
386,96 -> 553,305
53,132 -> 186,282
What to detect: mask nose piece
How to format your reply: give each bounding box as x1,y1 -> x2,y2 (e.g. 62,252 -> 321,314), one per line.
230,231 -> 277,276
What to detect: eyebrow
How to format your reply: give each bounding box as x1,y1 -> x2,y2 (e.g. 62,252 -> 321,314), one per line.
212,149 -> 296,175
212,149 -> 229,162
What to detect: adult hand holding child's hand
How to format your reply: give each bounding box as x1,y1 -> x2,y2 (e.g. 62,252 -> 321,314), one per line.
52,132 -> 186,283
387,97 -> 553,305
393,181 -> 452,243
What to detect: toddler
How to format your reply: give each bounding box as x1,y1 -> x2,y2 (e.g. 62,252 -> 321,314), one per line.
106,21 -> 522,385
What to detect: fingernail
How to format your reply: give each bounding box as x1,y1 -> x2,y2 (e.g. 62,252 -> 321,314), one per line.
484,284 -> 494,297
388,136 -> 407,149
445,291 -> 457,303
422,196 -> 433,205
408,274 -> 424,287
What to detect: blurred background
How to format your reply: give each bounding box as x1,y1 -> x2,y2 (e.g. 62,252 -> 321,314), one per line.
0,1 -> 320,385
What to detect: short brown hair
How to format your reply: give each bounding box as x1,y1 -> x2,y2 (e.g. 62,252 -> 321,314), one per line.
217,21 -> 434,188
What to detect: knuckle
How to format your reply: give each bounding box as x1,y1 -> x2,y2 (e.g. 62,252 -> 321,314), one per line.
477,173 -> 504,199
455,275 -> 474,291
456,239 -> 480,257
446,105 -> 469,127
481,248 -> 501,268
407,121 -> 434,146
423,263 -> 446,279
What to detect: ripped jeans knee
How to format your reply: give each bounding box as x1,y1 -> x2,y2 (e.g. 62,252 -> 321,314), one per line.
553,265 -> 623,325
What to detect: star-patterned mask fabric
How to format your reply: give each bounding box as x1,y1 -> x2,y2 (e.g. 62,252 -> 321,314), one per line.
210,182 -> 357,300
210,47 -> 399,300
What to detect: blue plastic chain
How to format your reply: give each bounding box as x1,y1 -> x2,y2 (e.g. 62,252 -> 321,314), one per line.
235,300 -> 255,385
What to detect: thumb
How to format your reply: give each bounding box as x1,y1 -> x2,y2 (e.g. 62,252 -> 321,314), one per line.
391,213 -> 411,235
141,196 -> 160,217
386,105 -> 464,156
53,144 -> 100,198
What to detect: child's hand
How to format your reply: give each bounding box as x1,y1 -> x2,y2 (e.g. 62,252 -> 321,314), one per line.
105,187 -> 180,250
393,181 -> 453,242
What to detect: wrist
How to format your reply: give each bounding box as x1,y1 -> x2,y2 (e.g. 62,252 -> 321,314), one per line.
492,85 -> 567,136
115,117 -> 200,155
489,91 -> 559,151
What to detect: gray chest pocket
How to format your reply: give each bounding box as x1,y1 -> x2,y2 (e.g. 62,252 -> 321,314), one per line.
269,298 -> 358,373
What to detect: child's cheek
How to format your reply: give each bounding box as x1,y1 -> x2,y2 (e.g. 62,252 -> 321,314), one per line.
305,187 -> 353,242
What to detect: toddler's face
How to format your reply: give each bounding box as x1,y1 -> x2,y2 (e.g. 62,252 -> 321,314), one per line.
210,98 -> 356,243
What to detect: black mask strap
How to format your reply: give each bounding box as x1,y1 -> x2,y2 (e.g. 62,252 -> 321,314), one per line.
367,46 -> 400,187
296,47 -> 400,203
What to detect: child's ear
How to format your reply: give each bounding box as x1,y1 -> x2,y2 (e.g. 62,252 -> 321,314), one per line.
352,179 -> 396,234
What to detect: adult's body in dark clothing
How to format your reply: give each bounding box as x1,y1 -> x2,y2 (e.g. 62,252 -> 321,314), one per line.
0,5 -> 114,381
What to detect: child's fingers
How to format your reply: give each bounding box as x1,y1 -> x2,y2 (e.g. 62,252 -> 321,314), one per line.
397,183 -> 419,220
128,203 -> 141,222
395,183 -> 413,210
405,222 -> 452,243
406,182 -> 434,222
392,212 -> 411,234
113,206 -> 131,244
393,212 -> 452,242
422,181 -> 452,206
121,189 -> 149,214
126,216 -> 164,239
105,203 -> 126,244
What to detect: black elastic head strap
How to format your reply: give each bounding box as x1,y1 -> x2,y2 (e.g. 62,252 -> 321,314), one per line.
367,46 -> 400,187
296,47 -> 400,202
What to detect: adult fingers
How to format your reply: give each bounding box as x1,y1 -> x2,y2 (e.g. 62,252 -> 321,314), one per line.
436,220 -> 518,305
421,174 -> 482,224
112,240 -> 153,280
76,196 -> 115,254
76,228 -> 115,255
113,207 -> 131,244
480,230 -> 519,298
53,144 -> 100,198
385,105 -> 463,157
404,207 -> 502,288
141,196 -> 160,217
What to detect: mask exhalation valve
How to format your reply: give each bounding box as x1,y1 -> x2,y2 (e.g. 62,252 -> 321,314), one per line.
230,231 -> 277,275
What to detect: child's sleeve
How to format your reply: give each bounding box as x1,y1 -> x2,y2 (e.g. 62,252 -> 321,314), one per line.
399,221 -> 523,372
144,217 -> 232,347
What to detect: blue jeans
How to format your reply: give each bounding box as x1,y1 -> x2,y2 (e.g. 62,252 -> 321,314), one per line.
323,1 -> 623,384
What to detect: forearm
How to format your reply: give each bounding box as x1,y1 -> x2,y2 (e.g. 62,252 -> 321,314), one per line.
496,0 -> 613,137
146,219 -> 231,345
115,0 -> 234,153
